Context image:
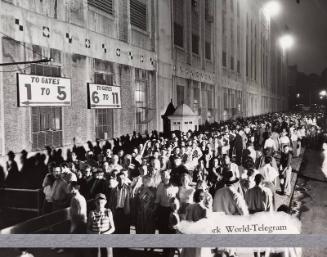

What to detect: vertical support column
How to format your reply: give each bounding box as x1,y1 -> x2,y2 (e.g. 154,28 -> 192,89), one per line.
113,63 -> 121,137
86,57 -> 96,142
186,0 -> 192,65
116,0 -> 129,42
0,33 -> 5,159
200,0 -> 205,70
214,0 -> 222,122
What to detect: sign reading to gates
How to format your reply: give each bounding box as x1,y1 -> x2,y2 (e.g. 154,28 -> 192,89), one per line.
17,74 -> 72,107
87,84 -> 121,109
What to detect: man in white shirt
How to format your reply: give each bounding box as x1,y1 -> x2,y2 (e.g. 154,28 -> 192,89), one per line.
51,166 -> 70,210
264,133 -> 277,152
69,181 -> 87,233
155,170 -> 178,234
259,156 -> 279,202
107,155 -> 123,174
259,156 -> 279,185
213,171 -> 249,216
279,131 -> 291,151
245,174 -> 273,214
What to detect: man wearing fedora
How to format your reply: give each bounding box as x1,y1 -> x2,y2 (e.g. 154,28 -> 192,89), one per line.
213,171 -> 249,215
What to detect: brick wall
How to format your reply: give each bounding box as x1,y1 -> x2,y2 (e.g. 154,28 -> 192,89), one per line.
2,37 -> 31,153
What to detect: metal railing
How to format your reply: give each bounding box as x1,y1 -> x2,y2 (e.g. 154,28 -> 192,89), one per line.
0,206 -> 70,234
0,188 -> 43,215
0,199 -> 94,234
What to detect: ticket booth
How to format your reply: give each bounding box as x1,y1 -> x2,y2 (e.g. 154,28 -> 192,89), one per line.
161,100 -> 176,136
168,104 -> 200,133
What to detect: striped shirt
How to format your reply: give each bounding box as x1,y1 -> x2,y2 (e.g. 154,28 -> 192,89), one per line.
88,209 -> 112,234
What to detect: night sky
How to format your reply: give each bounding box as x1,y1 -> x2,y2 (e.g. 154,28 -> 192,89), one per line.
281,0 -> 327,74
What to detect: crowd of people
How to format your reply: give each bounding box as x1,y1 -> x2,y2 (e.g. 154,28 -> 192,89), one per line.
0,113 -> 325,242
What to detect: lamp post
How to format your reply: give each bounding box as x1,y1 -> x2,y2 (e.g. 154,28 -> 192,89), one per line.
279,34 -> 295,51
319,90 -> 327,114
319,90 -> 327,97
263,1 -> 282,19
278,34 -> 294,111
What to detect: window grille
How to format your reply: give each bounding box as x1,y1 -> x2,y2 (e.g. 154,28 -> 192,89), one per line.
88,0 -> 114,15
130,0 -> 147,31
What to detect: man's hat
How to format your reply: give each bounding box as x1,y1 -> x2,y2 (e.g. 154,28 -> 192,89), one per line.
7,151 -> 15,158
95,193 -> 106,201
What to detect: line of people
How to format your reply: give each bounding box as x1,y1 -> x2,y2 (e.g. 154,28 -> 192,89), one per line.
1,112 -> 324,239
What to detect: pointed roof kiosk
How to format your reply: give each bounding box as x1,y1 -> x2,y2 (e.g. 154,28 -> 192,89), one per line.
168,104 -> 200,133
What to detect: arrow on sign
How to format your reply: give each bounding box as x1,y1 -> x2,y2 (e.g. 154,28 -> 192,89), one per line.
21,101 -> 71,106
91,104 -> 121,108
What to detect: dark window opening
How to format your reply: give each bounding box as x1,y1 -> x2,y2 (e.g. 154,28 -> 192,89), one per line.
174,23 -> 184,47
205,42 -> 211,60
130,0 -> 147,31
192,34 -> 200,54
222,52 -> 227,67
88,0 -> 113,15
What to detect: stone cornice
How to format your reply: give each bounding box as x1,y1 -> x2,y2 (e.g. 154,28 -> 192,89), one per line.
1,2 -> 157,71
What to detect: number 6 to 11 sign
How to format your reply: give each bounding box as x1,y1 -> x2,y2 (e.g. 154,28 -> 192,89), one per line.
87,83 -> 122,109
17,74 -> 72,107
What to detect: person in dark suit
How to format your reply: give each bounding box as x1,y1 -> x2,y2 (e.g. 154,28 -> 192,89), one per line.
5,151 -> 21,188
234,130 -> 244,166
89,169 -> 108,199
0,165 -> 5,188
109,171 -> 131,234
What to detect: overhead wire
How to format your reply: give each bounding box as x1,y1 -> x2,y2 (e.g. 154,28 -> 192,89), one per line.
0,30 -> 50,73
0,30 -> 45,59
0,64 -> 32,73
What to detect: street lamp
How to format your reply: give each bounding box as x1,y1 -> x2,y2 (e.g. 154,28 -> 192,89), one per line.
263,1 -> 281,19
296,93 -> 300,98
320,90 -> 327,97
279,34 -> 295,50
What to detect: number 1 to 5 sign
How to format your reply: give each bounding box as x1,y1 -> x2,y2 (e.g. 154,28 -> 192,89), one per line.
87,84 -> 122,109
17,74 -> 72,107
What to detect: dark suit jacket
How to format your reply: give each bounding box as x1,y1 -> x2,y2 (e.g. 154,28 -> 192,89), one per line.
108,184 -> 130,216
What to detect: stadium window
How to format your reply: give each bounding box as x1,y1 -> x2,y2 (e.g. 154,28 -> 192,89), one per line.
192,34 -> 200,54
88,0 -> 114,15
174,0 -> 184,48
130,0 -> 147,31
222,51 -> 227,67
135,68 -> 148,133
177,85 -> 185,106
205,41 -> 211,60
94,60 -> 115,139
30,63 -> 63,151
174,23 -> 184,47
95,109 -> 113,140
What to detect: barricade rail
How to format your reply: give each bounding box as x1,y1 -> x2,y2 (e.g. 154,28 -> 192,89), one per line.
0,188 -> 43,215
0,200 -> 94,234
